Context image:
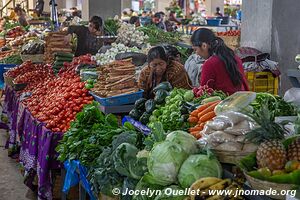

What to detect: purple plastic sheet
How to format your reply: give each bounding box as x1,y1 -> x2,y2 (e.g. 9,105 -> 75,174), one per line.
3,86 -> 63,200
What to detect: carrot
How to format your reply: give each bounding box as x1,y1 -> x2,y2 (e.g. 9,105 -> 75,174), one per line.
199,111 -> 216,123
189,126 -> 203,132
197,101 -> 220,118
191,131 -> 202,139
188,116 -> 198,123
196,100 -> 221,113
190,109 -> 200,117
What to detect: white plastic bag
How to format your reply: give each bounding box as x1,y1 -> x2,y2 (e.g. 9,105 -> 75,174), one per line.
284,87 -> 300,107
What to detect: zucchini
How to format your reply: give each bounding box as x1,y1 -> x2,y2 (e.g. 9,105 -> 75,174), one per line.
154,89 -> 169,104
56,57 -> 73,62
134,98 -> 147,111
153,82 -> 173,93
145,99 -> 156,113
129,108 -> 142,120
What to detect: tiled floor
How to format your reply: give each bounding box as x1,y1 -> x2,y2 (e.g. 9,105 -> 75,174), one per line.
0,129 -> 36,200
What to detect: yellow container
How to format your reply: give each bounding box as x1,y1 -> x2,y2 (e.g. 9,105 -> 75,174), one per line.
246,72 -> 279,95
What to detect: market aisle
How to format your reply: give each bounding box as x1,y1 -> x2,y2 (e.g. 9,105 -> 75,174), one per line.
0,129 -> 36,200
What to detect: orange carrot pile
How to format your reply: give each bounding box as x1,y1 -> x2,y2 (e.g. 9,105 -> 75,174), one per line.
188,100 -> 220,139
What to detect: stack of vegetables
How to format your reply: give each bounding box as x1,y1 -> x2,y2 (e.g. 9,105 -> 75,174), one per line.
116,23 -> 148,47
21,40 -> 45,55
92,43 -> 140,66
5,26 -> 25,38
7,56 -> 95,133
129,82 -> 173,125
0,54 -> 22,64
92,59 -> 139,97
44,31 -> 73,63
188,100 -> 221,139
52,52 -> 74,73
9,31 -> 37,47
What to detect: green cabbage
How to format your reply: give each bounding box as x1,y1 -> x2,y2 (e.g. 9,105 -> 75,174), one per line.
166,130 -> 199,154
146,141 -> 188,186
178,154 -> 222,188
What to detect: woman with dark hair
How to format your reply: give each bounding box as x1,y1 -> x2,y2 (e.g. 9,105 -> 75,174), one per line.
129,16 -> 140,27
138,46 -> 192,98
191,28 -> 249,95
64,16 -> 103,56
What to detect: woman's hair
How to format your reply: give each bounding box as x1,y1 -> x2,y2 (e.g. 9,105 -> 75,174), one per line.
147,46 -> 168,64
161,44 -> 180,60
89,16 -> 103,31
191,28 -> 242,87
129,16 -> 139,24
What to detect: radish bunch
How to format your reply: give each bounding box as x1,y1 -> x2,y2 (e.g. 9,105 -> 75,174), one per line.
193,84 -> 215,98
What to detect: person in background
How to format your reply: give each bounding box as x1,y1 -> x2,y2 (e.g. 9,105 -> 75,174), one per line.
153,12 -> 166,31
169,10 -> 181,25
215,7 -> 223,17
34,0 -> 44,17
64,16 -> 103,56
121,11 -> 130,22
129,16 -> 140,27
191,28 -> 249,95
140,10 -> 152,26
138,46 -> 192,99
236,5 -> 242,21
14,6 -> 28,27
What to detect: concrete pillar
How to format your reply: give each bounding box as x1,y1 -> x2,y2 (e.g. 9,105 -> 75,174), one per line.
81,0 -> 89,20
155,0 -> 172,13
204,0 -> 224,16
66,0 -> 77,9
121,0 -> 132,11
88,0 -> 121,20
241,0 -> 273,53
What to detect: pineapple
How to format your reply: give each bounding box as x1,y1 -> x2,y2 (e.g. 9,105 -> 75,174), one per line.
245,103 -> 286,171
287,137 -> 300,161
256,140 -> 287,171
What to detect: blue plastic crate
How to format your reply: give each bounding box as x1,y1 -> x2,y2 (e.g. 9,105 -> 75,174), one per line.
0,64 -> 17,89
89,90 -> 144,106
206,19 -> 222,26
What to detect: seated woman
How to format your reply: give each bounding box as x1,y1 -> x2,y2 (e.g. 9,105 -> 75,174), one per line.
191,28 -> 249,95
138,46 -> 192,99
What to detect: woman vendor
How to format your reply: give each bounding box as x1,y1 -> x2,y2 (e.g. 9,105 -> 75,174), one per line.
14,6 -> 29,27
191,28 -> 249,95
138,46 -> 192,99
64,16 -> 103,56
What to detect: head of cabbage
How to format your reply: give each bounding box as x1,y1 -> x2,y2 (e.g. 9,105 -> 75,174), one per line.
146,141 -> 188,186
166,130 -> 199,155
178,154 -> 222,188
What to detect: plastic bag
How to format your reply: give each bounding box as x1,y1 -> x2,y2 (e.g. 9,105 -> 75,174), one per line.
63,160 -> 96,200
284,88 -> 300,107
122,116 -> 151,136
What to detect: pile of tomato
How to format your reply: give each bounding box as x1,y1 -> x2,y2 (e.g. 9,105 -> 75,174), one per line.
217,30 -> 241,36
10,55 -> 96,133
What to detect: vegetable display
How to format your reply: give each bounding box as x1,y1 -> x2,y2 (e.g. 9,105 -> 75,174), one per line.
0,54 -> 22,64
6,26 -> 25,38
9,31 -> 37,47
52,52 -> 74,73
116,23 -> 148,47
21,40 -> 45,55
188,100 -> 221,139
44,31 -> 73,63
92,43 -> 140,66
104,18 -> 120,36
92,59 -> 139,97
138,25 -> 182,45
129,82 -> 173,125
56,101 -> 132,166
148,88 -> 194,132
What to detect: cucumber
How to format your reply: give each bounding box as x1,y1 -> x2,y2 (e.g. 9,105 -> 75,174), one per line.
56,57 -> 73,62
201,96 -> 222,104
54,52 -> 74,58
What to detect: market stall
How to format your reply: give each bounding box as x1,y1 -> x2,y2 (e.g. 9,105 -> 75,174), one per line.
0,13 -> 299,200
